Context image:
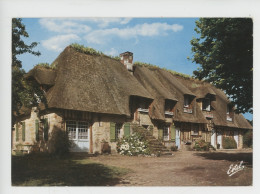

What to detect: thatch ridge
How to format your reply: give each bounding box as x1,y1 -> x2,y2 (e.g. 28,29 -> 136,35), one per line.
70,43 -> 121,61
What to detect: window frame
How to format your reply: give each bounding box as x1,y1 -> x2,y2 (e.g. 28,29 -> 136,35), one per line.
163,126 -> 170,141
115,123 -> 121,140
66,120 -> 89,140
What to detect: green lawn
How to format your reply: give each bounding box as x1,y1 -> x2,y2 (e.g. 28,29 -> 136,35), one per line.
12,153 -> 130,186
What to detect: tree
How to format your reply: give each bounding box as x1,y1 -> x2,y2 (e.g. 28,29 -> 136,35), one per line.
12,18 -> 41,124
190,18 -> 253,113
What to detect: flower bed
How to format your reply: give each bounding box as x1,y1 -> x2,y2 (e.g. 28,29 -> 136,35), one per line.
116,133 -> 151,156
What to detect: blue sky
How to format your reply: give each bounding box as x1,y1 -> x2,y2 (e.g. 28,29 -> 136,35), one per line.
17,18 -> 252,120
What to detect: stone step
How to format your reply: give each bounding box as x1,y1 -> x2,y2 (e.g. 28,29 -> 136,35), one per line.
133,125 -> 171,155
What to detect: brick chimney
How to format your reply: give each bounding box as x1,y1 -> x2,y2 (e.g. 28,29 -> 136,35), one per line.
120,51 -> 133,73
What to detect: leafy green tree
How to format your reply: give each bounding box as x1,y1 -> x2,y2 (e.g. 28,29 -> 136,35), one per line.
190,18 -> 253,113
12,18 -> 40,68
12,18 -> 41,124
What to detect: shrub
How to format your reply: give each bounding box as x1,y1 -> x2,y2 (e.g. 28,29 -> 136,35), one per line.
194,139 -> 210,151
243,130 -> 253,148
48,126 -> 71,157
116,133 -> 150,156
222,137 -> 237,149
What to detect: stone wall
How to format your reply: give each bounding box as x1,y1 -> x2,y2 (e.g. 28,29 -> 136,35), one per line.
12,107 -> 39,152
13,107 -> 247,154
12,108 -> 64,153
138,112 -> 153,126
91,114 -> 129,154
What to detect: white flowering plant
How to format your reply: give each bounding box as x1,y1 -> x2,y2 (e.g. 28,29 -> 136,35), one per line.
116,133 -> 151,156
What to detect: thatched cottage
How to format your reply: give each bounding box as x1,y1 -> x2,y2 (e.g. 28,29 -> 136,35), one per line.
12,45 -> 252,153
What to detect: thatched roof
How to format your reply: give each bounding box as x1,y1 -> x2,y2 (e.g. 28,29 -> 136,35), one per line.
25,45 -> 252,130
26,66 -> 56,86
193,85 -> 216,99
134,66 -> 178,120
134,66 -> 207,123
174,76 -> 252,130
41,46 -> 152,116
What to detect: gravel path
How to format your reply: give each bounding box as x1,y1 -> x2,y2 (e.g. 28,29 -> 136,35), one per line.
90,150 -> 252,186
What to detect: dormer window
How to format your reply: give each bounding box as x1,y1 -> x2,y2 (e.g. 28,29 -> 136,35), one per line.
202,98 -> 210,111
227,105 -> 233,121
184,96 -> 190,108
164,99 -> 176,116
137,100 -> 150,113
183,95 -> 193,113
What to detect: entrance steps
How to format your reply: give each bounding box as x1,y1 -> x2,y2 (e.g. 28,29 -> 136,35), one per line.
132,125 -> 173,156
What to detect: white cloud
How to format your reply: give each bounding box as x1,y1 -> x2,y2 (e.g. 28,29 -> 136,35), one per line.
79,18 -> 132,28
39,18 -> 131,33
42,34 -> 80,52
39,18 -> 91,34
104,48 -> 118,56
85,23 -> 183,44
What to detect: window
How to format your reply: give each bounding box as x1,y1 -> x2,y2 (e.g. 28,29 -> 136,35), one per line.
165,100 -> 175,116
66,121 -> 88,140
115,123 -> 121,140
192,125 -> 199,135
137,100 -> 150,113
202,98 -> 210,111
227,105 -> 231,114
110,123 -> 124,141
226,105 -> 233,121
163,126 -> 169,141
184,95 -> 193,113
67,121 -> 76,139
78,122 -> 88,139
184,96 -> 190,107
193,129 -> 198,135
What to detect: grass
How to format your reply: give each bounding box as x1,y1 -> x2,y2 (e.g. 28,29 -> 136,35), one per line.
70,43 -> 120,61
12,153 -> 130,186
133,61 -> 193,79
